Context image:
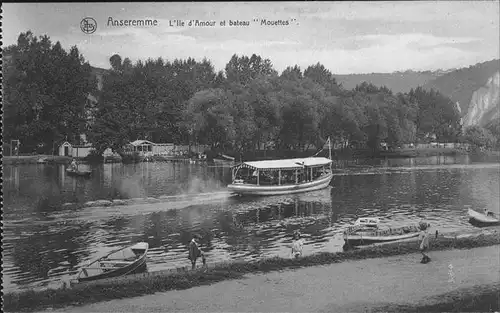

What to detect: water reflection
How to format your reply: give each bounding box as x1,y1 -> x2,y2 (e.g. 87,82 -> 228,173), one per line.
3,220 -> 93,288
2,158 -> 500,291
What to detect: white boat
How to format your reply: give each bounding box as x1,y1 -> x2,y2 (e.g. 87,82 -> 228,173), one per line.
344,218 -> 420,246
468,208 -> 500,226
228,138 -> 334,196
213,154 -> 235,166
354,217 -> 380,228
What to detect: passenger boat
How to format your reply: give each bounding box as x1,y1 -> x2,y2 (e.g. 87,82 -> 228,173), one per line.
468,208 -> 500,227
343,218 -> 420,246
74,242 -> 149,283
66,168 -> 92,178
227,139 -> 333,196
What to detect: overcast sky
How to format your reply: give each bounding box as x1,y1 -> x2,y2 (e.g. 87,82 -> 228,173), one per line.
3,1 -> 499,74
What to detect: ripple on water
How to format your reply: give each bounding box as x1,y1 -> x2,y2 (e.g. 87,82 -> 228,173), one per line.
2,161 -> 499,291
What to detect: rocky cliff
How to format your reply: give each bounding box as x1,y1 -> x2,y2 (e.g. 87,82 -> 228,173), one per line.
463,71 -> 500,127
423,59 -> 500,115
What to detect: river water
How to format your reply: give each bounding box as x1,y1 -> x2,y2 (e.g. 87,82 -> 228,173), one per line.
3,155 -> 500,292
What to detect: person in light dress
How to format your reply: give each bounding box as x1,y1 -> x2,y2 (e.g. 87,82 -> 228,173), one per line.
418,222 -> 431,264
291,231 -> 304,259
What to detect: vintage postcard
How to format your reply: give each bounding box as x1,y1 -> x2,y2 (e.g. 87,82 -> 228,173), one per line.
2,2 -> 500,312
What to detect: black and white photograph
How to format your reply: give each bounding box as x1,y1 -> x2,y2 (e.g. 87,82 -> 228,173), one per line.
2,1 -> 500,312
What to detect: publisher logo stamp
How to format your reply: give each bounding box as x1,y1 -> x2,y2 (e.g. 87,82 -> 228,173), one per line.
81,17 -> 97,34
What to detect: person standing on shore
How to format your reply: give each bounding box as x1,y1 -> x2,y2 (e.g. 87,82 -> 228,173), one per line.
291,231 -> 304,259
188,234 -> 206,270
418,222 -> 431,264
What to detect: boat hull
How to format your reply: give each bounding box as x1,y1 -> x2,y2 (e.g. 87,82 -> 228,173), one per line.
213,158 -> 235,166
76,242 -> 149,283
344,232 -> 419,246
66,169 -> 92,178
468,209 -> 500,227
228,173 -> 333,196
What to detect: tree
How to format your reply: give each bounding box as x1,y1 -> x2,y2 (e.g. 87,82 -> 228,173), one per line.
3,31 -> 96,153
484,117 -> 500,148
225,54 -> 277,85
181,89 -> 235,150
408,87 -> 461,142
109,54 -> 123,72
463,125 -> 496,151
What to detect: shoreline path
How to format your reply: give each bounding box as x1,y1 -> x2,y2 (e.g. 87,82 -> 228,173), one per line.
38,245 -> 499,313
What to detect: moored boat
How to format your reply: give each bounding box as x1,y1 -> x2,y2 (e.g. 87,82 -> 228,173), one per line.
344,218 -> 420,246
354,217 -> 380,228
468,208 -> 500,227
66,168 -> 92,178
74,242 -> 149,283
213,154 -> 235,166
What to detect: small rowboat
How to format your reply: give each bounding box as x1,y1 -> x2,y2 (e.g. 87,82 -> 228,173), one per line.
344,218 -> 420,246
66,168 -> 92,178
75,242 -> 149,283
468,209 -> 500,227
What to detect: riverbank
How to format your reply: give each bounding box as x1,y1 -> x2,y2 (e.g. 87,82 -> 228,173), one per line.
28,240 -> 500,313
4,149 -> 499,166
4,229 -> 499,312
3,155 -> 74,165
2,154 -> 199,165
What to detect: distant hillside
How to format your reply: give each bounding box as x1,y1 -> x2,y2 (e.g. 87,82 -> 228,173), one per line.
423,59 -> 500,114
333,70 -> 450,94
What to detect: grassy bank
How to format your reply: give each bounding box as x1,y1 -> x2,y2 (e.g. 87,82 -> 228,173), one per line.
3,155 -> 75,165
377,283 -> 500,312
412,147 -> 464,157
4,231 -> 499,312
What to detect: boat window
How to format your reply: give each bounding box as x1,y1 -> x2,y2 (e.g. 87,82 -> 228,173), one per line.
235,167 -> 257,184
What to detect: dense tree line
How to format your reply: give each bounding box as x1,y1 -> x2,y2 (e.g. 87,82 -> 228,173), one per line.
462,118 -> 500,151
3,31 -> 96,153
4,31 -> 477,156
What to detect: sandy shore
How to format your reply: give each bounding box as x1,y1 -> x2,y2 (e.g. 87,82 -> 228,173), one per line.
35,245 -> 499,313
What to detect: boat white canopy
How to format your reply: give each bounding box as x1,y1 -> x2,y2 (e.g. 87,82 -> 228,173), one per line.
238,157 -> 332,171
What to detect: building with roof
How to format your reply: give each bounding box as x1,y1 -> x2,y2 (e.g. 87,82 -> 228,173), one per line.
125,140 -> 174,156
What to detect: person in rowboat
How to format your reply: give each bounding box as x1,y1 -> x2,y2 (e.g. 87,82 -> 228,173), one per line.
188,234 -> 206,270
418,222 -> 431,264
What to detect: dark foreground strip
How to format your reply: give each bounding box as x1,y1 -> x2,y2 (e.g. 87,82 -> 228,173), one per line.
4,232 -> 499,312
373,283 -> 500,312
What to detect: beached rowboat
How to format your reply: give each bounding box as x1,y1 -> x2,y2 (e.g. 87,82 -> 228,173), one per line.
344,219 -> 420,246
74,242 -> 149,283
468,208 -> 500,226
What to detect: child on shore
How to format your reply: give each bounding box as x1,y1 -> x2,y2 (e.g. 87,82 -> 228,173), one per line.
188,234 -> 206,270
291,231 -> 304,259
418,222 -> 431,264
